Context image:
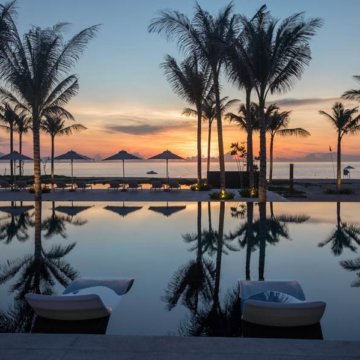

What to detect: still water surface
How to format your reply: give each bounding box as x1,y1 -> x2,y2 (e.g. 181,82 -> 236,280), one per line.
0,201 -> 359,340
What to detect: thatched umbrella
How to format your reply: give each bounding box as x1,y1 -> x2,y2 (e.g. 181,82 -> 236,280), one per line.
104,203 -> 143,218
148,150 -> 183,184
54,150 -> 91,189
149,202 -> 186,217
103,150 -> 141,183
0,151 -> 32,187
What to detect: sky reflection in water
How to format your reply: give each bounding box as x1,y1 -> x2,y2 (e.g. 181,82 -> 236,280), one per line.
0,201 -> 359,340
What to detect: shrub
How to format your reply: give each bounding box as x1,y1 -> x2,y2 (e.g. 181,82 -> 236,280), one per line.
190,183 -> 212,191
28,186 -> 51,194
239,187 -> 258,198
209,190 -> 235,200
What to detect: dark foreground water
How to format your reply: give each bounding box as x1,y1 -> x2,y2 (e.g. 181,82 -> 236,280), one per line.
0,201 -> 359,340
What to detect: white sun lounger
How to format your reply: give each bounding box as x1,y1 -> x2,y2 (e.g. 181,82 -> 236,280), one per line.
239,280 -> 326,328
25,278 -> 134,321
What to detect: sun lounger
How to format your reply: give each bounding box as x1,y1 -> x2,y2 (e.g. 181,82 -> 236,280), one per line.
25,277 -> 134,334
0,180 -> 11,190
239,280 -> 326,339
127,180 -> 142,191
108,180 -> 123,191
168,180 -> 181,191
16,180 -> 28,191
54,181 -> 68,191
75,181 -> 92,191
150,180 -> 164,191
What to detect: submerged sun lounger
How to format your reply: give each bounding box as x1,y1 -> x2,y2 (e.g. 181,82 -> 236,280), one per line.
239,280 -> 326,339
25,277 -> 134,334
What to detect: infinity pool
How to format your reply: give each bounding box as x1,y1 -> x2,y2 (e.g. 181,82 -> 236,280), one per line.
0,201 -> 359,340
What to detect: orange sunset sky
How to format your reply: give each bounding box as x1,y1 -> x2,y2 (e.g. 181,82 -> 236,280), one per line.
1,0 -> 360,160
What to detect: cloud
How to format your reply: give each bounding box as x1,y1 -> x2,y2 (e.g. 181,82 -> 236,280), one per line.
103,117 -> 193,135
267,97 -> 339,107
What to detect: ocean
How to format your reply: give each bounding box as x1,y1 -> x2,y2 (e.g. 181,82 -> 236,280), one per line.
1,160 -> 359,180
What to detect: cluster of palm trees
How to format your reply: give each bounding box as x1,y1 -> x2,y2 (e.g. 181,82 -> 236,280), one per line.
149,3 -> 321,201
319,78 -> 360,192
0,1 -> 97,199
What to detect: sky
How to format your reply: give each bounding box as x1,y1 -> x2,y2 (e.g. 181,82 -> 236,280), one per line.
2,0 -> 360,159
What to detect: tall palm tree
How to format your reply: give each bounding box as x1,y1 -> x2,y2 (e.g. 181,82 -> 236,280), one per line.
267,107 -> 310,183
149,3 -> 238,192
0,21 -> 98,199
184,91 -> 238,177
237,5 -> 321,201
340,257 -> 360,287
319,102 -> 360,192
41,115 -> 86,185
342,75 -> 360,101
15,113 -> 31,175
318,202 -> 360,256
0,103 -> 18,178
162,55 -> 209,187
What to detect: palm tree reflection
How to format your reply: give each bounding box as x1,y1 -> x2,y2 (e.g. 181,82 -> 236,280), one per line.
0,200 -> 79,332
319,202 -> 360,256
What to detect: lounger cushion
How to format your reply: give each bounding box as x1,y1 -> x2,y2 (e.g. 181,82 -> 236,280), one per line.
25,293 -> 111,321
248,291 -> 302,304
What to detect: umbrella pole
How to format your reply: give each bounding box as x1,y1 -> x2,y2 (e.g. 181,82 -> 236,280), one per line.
166,159 -> 169,187
13,160 -> 16,190
123,159 -> 125,182
71,159 -> 74,190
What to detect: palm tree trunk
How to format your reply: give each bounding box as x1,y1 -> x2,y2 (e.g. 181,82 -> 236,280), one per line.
196,201 -> 202,263
258,98 -> 267,202
337,134 -> 341,192
51,135 -> 55,188
19,132 -> 22,176
336,202 -> 341,228
269,133 -> 274,184
214,201 -> 225,306
245,89 -> 254,189
245,202 -> 254,280
196,102 -> 202,187
32,111 -> 42,200
258,202 -> 266,281
34,198 -> 42,293
213,70 -> 226,191
10,124 -> 13,179
207,120 -> 212,179
208,201 -> 212,232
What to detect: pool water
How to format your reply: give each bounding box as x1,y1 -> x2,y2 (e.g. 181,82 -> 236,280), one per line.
0,201 -> 359,340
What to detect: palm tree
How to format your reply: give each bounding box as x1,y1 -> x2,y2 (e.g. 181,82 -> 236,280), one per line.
0,103 -> 18,178
41,115 -> 86,185
0,21 -> 98,200
340,257 -> 360,287
319,102 -> 360,192
237,5 -> 321,201
149,3 -> 238,192
342,75 -> 360,101
318,202 -> 360,256
15,113 -> 31,176
184,91 -> 238,178
267,107 -> 310,183
161,55 -> 209,187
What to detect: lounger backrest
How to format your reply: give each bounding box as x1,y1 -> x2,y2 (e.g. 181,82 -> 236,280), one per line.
239,280 -> 306,301
25,293 -> 111,321
63,278 -> 134,296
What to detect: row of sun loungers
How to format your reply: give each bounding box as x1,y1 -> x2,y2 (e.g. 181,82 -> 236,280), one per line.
0,179 -> 182,191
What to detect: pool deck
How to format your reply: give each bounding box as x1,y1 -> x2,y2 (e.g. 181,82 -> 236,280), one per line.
0,189 -> 288,202
0,334 -> 359,360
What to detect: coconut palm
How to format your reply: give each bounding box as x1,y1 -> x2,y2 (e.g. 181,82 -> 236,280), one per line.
41,115 -> 86,186
0,211 -> 32,244
0,103 -> 18,178
0,200 -> 78,302
267,107 -> 310,183
15,113 -> 31,176
161,55 -> 209,187
319,102 -> 360,192
149,3 -> 238,192
237,5 -> 321,201
0,20 -> 98,199
318,202 -> 360,256
342,75 -> 360,101
340,257 -> 360,287
184,91 -> 238,178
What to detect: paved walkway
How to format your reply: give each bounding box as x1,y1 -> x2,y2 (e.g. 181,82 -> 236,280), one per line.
0,334 -> 359,359
0,189 -> 288,202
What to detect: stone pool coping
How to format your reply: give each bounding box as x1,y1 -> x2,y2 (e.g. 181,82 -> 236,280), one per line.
0,334 -> 359,359
0,189 -> 287,202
